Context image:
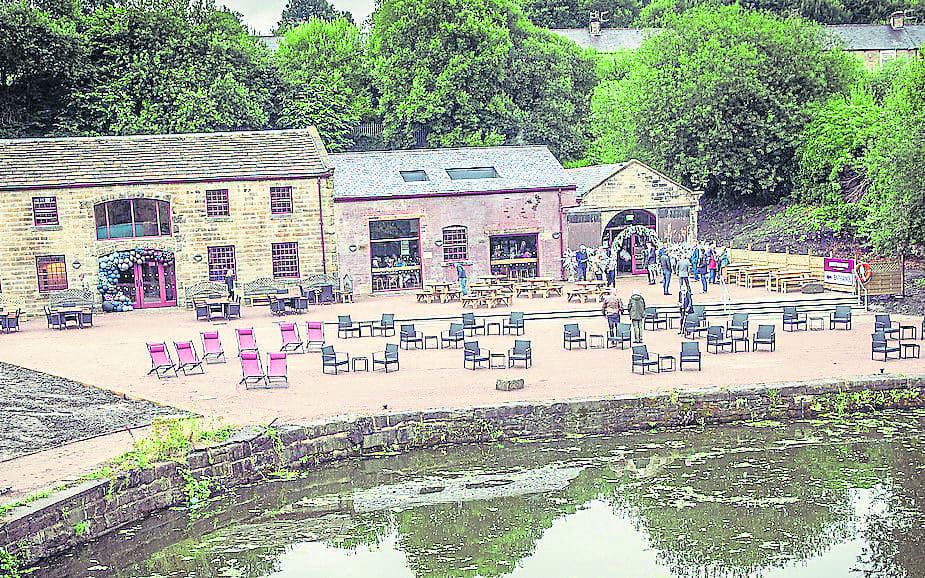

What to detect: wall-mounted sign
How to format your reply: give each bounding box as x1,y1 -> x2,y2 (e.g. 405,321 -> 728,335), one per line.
823,257 -> 855,286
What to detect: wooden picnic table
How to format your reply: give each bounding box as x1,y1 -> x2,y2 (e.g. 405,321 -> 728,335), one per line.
741,266 -> 780,288
722,262 -> 752,284
767,269 -> 810,291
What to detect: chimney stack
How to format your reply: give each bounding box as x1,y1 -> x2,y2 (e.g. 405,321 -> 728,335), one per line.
589,11 -> 608,36
889,10 -> 905,30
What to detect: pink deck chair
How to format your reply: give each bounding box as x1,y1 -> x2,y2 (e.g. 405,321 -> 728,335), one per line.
174,341 -> 205,375
305,321 -> 325,352
146,342 -> 177,379
200,331 -> 226,363
239,351 -> 266,389
279,323 -> 304,354
236,327 -> 258,356
265,352 -> 289,387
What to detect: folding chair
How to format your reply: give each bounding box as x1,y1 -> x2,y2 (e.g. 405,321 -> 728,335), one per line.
266,352 -> 289,386
239,352 -> 266,388
279,322 -> 305,354
305,321 -> 325,352
236,327 -> 258,356
174,341 -> 206,375
146,342 -> 177,379
201,331 -> 226,363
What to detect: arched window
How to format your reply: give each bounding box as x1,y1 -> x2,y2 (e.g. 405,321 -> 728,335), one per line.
94,199 -> 171,240
442,226 -> 468,262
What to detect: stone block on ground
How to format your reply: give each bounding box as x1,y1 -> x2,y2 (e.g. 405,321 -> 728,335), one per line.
496,379 -> 524,391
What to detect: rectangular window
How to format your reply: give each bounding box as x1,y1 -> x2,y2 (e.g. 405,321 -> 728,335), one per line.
880,50 -> 897,69
206,189 -> 230,217
370,218 -> 422,292
489,233 -> 539,279
270,187 -> 293,215
36,255 -> 67,292
446,167 -> 500,180
32,196 -> 59,227
442,226 -> 468,262
400,170 -> 429,182
271,242 -> 300,279
207,245 -> 236,282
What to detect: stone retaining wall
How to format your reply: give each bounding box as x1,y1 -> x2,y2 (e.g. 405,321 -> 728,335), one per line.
3,375 -> 925,567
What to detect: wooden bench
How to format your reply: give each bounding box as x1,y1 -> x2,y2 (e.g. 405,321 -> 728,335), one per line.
566,288 -> 588,302
514,284 -> 534,298
778,277 -> 809,293
461,295 -> 479,308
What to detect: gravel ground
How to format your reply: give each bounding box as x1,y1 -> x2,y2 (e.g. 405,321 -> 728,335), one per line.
0,362 -> 188,462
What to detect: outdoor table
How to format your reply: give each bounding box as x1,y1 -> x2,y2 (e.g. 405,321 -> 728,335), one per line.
900,324 -> 917,340
486,321 -> 502,335
357,320 -> 375,337
489,352 -> 507,369
901,342 -> 920,359
51,307 -> 83,328
480,274 -> 506,284
809,316 -> 826,331
205,298 -> 232,317
423,335 -> 439,349
351,356 -> 369,372
658,355 -> 676,372
589,334 -> 605,349
732,336 -> 749,352
767,269 -> 810,291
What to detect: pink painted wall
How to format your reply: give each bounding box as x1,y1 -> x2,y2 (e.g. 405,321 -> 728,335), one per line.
334,188 -> 573,294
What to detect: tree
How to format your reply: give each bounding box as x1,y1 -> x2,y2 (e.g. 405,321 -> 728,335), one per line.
0,2 -> 87,136
588,5 -> 857,203
274,17 -> 371,150
66,0 -> 277,135
276,0 -> 353,32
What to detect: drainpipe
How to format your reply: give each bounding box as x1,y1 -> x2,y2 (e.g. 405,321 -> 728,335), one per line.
317,178 -> 328,275
557,188 -> 565,279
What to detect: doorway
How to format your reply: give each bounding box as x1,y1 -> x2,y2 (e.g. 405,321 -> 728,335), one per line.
98,249 -> 177,310
135,260 -> 177,308
602,210 -> 657,275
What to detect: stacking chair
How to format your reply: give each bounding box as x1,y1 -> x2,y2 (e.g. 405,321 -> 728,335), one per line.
464,341 -> 490,369
399,324 -> 424,349
236,327 -> 258,356
279,322 -> 305,354
563,323 -> 587,350
782,307 -> 807,331
174,341 -> 205,375
239,352 -> 266,388
266,352 -> 289,386
631,345 -> 660,374
2,310 -> 21,333
874,314 -> 900,340
290,297 -> 309,314
830,306 -> 852,330
726,313 -> 749,340
502,312 -> 525,335
706,326 -> 733,354
194,301 -> 212,321
682,313 -> 708,339
373,343 -> 400,372
440,323 -> 465,349
269,298 -> 287,316
201,331 -> 226,363
462,313 -> 486,336
753,325 -> 776,352
78,309 -> 93,329
508,339 -> 532,368
643,308 -> 668,331
146,342 -> 177,379
305,321 -> 325,352
680,341 -> 701,371
608,323 -> 632,349
225,299 -> 242,320
372,314 -> 396,337
45,306 -> 64,330
872,331 -> 900,361
321,345 -> 350,374
337,315 -> 362,338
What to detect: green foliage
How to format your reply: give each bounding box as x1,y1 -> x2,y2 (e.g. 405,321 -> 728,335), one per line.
276,0 -> 353,32
74,520 -> 90,536
635,0 -> 925,25
0,548 -> 23,578
588,5 -> 857,203
179,467 -> 212,509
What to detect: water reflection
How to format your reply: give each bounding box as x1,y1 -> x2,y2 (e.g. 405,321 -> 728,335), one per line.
35,411 -> 925,578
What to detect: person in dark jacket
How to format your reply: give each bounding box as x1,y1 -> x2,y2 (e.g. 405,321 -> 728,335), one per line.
678,287 -> 693,334
697,248 -> 709,293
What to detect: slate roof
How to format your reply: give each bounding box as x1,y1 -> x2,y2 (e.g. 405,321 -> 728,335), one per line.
0,128 -> 331,191
331,146 -> 575,200
565,163 -> 628,198
550,24 -> 925,53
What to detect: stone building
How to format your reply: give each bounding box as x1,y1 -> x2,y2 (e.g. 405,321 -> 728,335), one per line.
331,146 -> 576,295
563,160 -> 702,274
0,129 -> 336,313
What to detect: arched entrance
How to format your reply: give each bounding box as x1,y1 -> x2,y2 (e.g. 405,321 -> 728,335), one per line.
602,209 -> 657,275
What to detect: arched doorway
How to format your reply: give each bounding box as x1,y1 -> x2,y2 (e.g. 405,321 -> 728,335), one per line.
602,209 -> 657,275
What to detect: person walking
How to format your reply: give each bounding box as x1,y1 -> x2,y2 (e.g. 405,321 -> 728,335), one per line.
455,262 -> 468,295
697,248 -> 709,293
690,245 -> 700,282
708,247 -> 718,285
605,252 -> 616,288
224,268 -> 235,300
602,288 -> 624,338
659,247 -> 672,295
678,287 -> 693,335
677,251 -> 692,293
627,290 -> 646,344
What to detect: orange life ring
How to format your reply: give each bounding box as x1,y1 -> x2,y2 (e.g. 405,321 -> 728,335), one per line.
856,262 -> 873,283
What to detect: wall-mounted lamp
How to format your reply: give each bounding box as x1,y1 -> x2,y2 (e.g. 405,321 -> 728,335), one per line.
193,255 -> 204,263
72,261 -> 82,270
551,232 -> 561,239
433,240 -> 443,247
348,244 -> 359,252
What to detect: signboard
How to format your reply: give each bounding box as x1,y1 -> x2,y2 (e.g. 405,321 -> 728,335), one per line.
824,257 -> 855,286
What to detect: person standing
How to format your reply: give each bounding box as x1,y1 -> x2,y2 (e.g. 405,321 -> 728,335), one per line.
690,245 -> 700,282
697,248 -> 709,293
708,246 -> 718,285
224,268 -> 235,300
605,252 -> 616,288
627,290 -> 646,344
602,288 -> 624,338
659,247 -> 672,295
646,244 -> 657,285
717,248 -> 729,284
678,287 -> 693,335
455,262 -> 468,295
576,246 -> 588,281
677,252 -> 692,293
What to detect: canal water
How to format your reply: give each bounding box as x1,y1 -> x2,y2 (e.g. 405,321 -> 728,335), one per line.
35,410 -> 925,577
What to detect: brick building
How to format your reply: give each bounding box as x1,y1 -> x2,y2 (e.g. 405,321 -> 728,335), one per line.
0,129 -> 336,313
564,160 -> 702,274
331,147 -> 576,294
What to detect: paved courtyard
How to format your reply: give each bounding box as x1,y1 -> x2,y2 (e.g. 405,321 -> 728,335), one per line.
1,275 -> 923,501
